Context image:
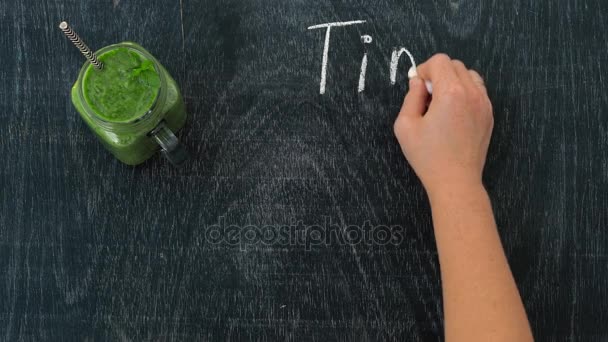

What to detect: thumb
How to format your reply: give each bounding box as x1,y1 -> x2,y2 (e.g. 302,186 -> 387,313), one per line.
398,78 -> 429,120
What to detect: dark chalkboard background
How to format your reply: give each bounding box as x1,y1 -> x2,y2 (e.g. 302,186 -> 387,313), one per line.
1,0 -> 607,341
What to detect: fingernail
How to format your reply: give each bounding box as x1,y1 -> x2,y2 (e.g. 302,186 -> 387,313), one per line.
409,78 -> 421,87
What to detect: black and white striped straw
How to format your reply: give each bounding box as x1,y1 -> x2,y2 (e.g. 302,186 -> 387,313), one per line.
59,21 -> 103,70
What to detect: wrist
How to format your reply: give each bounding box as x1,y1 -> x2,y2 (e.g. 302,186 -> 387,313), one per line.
425,181 -> 487,206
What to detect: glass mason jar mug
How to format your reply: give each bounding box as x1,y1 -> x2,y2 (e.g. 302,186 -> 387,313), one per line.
70,42 -> 188,165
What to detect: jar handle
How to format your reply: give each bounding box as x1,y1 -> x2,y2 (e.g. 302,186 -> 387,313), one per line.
149,121 -> 189,166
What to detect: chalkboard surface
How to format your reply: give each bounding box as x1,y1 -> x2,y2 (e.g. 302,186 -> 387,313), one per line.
1,0 -> 607,341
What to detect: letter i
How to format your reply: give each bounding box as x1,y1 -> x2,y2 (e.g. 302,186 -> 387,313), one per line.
358,35 -> 373,93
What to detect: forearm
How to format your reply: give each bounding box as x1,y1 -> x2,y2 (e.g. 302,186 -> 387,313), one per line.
428,184 -> 533,342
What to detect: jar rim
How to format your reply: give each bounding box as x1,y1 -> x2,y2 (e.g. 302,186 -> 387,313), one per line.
76,42 -> 168,130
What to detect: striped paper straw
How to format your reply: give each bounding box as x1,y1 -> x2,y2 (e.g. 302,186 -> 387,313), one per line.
59,21 -> 103,70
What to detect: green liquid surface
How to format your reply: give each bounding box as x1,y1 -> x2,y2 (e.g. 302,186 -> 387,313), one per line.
83,47 -> 161,122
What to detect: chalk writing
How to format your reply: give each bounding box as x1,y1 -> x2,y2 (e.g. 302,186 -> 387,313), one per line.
358,35 -> 373,93
307,20 -> 367,94
309,20 -> 425,94
390,48 -> 417,85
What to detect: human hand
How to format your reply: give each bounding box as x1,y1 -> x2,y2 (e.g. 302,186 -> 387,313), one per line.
393,54 -> 494,197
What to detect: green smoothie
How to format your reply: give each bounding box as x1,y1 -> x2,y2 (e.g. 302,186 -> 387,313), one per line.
71,42 -> 187,165
83,47 -> 161,123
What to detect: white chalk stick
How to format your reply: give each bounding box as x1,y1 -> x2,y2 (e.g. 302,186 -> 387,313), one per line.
408,66 -> 433,94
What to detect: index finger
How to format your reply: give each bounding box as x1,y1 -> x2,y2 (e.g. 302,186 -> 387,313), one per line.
416,54 -> 459,93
